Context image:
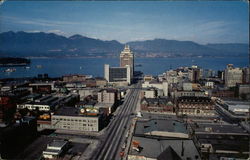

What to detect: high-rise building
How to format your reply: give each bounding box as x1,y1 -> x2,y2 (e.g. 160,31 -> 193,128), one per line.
242,67 -> 250,83
120,45 -> 134,77
224,64 -> 243,88
104,64 -> 131,85
188,66 -> 202,83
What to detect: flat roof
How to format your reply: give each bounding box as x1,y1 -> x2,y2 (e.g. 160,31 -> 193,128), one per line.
224,100 -> 250,106
198,136 -> 249,152
48,140 -> 68,148
95,102 -> 114,108
53,106 -> 99,117
191,123 -> 247,134
135,119 -> 187,136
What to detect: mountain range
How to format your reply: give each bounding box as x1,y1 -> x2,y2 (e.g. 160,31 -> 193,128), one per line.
0,31 -> 248,58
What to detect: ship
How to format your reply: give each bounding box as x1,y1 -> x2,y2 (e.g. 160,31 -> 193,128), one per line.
3,68 -> 16,72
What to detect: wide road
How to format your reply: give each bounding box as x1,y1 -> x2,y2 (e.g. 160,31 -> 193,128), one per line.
91,82 -> 141,160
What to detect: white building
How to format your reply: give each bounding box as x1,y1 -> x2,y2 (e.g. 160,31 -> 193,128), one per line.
225,64 -> 243,88
142,81 -> 168,96
97,89 -> 117,104
51,107 -> 99,131
205,81 -> 214,88
104,64 -> 131,85
141,88 -> 157,98
17,103 -> 52,111
43,140 -> 68,159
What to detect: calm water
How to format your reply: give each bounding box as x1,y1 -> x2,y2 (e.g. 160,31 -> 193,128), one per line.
0,57 -> 249,79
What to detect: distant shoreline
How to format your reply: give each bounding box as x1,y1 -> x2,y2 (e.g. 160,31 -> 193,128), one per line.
0,57 -> 30,66
25,55 -> 248,59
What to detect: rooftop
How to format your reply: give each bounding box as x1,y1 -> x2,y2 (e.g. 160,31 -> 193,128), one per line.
53,106 -> 99,117
141,97 -> 173,106
134,119 -> 188,138
191,123 -> 248,134
48,140 -> 68,148
129,136 -> 200,160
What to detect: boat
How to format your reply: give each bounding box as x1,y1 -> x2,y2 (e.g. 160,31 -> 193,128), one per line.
36,65 -> 42,68
25,66 -> 30,69
135,64 -> 142,67
3,68 -> 16,72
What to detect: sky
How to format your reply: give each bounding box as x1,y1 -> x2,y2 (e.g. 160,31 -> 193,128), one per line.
0,1 -> 249,44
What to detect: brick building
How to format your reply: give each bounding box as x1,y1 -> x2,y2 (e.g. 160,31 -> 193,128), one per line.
141,97 -> 175,113
177,96 -> 215,116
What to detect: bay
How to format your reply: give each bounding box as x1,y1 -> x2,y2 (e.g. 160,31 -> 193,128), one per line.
0,57 -> 248,79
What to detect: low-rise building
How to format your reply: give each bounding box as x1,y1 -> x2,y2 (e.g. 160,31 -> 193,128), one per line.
128,137 -> 201,160
223,100 -> 250,116
63,74 -> 87,82
29,82 -> 55,93
143,75 -> 154,82
142,80 -> 168,96
51,107 -> 100,131
190,122 -> 249,160
205,81 -> 214,88
177,96 -> 215,116
77,88 -> 99,101
134,119 -> 189,139
237,84 -> 250,100
95,77 -> 107,87
97,88 -> 118,104
65,82 -> 86,89
211,89 -> 235,98
183,82 -> 193,91
173,90 -> 206,98
94,102 -> 114,115
17,94 -> 78,112
141,88 -> 157,98
42,140 -> 69,159
141,97 -> 175,113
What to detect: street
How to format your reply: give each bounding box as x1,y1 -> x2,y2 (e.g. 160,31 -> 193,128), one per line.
91,82 -> 141,160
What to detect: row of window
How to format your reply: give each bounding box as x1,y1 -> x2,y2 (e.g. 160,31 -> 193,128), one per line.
179,109 -> 214,113
179,105 -> 213,109
59,123 -> 94,127
60,125 -> 97,131
52,117 -> 97,123
19,105 -> 50,110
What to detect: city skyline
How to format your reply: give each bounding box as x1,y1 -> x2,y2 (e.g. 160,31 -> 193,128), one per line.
0,1 -> 249,44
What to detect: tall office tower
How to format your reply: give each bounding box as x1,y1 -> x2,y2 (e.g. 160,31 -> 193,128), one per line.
120,45 -> 134,77
104,64 -> 131,85
224,64 -> 243,88
188,66 -> 202,83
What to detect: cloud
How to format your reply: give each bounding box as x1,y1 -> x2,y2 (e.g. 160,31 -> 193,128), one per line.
195,20 -> 231,35
47,29 -> 66,35
0,15 -> 81,27
26,30 -> 42,33
24,29 -> 67,36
